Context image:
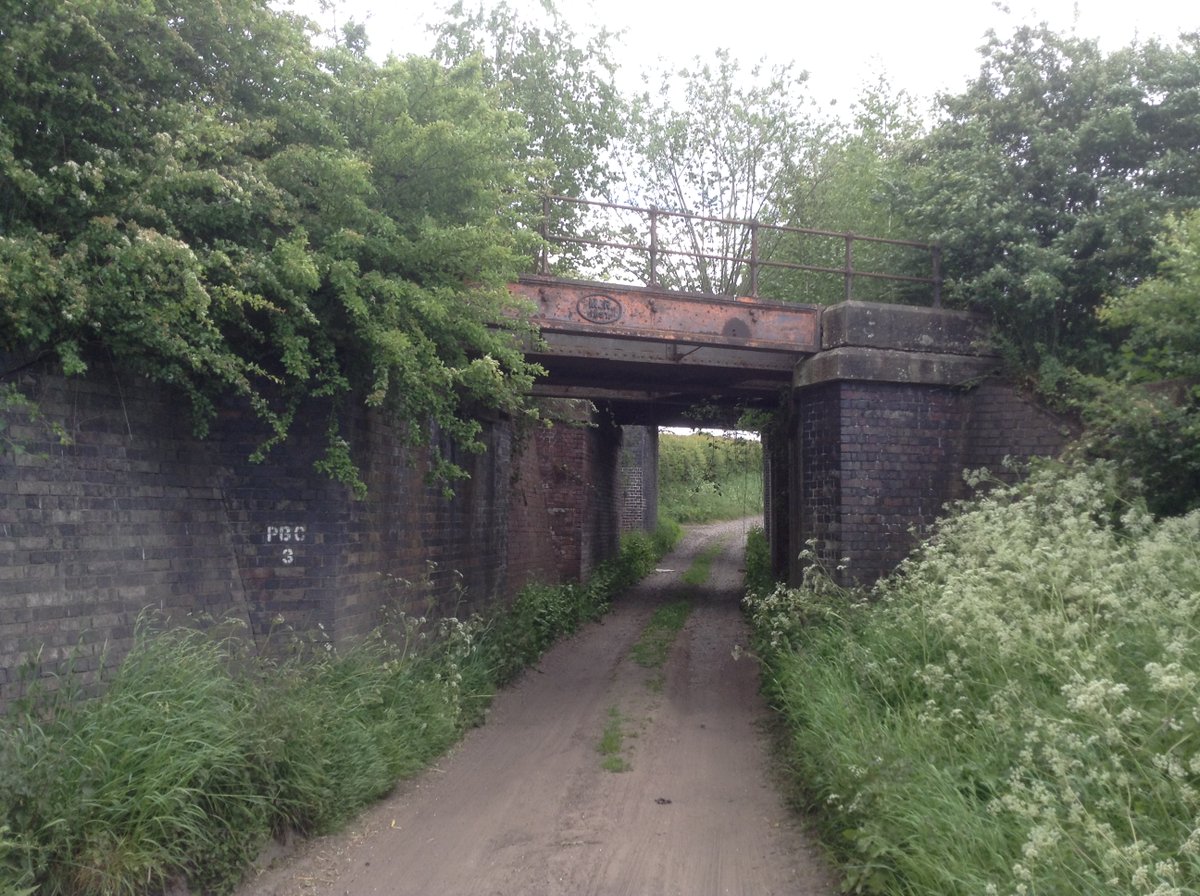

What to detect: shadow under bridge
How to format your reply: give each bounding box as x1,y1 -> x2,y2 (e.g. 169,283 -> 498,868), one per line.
508,275 -> 820,427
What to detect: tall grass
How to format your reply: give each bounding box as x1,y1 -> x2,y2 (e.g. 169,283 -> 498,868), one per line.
746,462 -> 1200,895
0,523 -> 679,896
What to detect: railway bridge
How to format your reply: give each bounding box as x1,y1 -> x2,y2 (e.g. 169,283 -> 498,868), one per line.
0,202 -> 1069,706
510,199 -> 1066,583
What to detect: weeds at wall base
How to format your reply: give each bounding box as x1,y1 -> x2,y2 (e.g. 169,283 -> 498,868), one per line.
0,523 -> 679,896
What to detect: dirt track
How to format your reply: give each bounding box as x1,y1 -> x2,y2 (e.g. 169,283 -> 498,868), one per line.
236,518 -> 838,896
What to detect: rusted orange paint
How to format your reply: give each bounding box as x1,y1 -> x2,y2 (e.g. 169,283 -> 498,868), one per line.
509,276 -> 820,354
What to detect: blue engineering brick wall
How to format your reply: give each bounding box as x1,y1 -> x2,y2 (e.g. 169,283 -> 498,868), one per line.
791,377 -> 1072,586
0,358 -> 624,708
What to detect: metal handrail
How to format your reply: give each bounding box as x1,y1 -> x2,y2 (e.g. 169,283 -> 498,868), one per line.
536,194 -> 943,307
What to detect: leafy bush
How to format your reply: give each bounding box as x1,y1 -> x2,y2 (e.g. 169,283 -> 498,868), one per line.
1071,374 -> 1200,517
743,525 -> 774,598
748,462 -> 1200,895
1073,208 -> 1200,517
0,0 -> 542,490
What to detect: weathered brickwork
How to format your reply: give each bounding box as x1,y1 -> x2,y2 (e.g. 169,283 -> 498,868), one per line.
2,365 -> 248,701
505,422 -> 601,590
961,379 -> 1076,479
793,383 -> 846,576
790,376 -> 1072,586
2,305 -> 1074,706
0,358 -> 623,708
797,381 -> 968,583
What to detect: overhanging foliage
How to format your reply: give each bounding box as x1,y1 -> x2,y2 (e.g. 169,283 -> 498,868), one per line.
0,0 -> 544,491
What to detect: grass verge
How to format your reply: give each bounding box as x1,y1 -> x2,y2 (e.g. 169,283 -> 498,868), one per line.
597,706 -> 631,773
680,540 -> 723,586
745,461 -> 1200,895
0,522 -> 680,896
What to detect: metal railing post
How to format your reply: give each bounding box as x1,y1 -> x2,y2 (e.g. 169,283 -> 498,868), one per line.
844,234 -> 854,302
749,221 -> 759,297
932,245 -> 943,308
539,195 -> 550,275
648,208 -> 659,287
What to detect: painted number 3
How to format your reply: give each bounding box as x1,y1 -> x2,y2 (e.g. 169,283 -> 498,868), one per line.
266,525 -> 307,565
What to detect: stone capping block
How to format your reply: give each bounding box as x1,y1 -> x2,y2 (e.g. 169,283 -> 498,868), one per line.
820,300 -> 993,356
795,346 -> 1001,388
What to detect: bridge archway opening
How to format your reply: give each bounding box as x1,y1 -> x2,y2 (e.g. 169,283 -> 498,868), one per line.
511,273 -> 1017,588
511,274 -> 815,585
656,426 -> 767,528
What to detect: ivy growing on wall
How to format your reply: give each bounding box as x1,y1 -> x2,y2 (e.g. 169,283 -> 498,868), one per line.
0,0 -> 545,492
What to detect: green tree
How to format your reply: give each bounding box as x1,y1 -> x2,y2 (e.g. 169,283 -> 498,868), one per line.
765,78 -> 932,304
0,0 -> 542,490
429,0 -> 626,275
897,26 -> 1200,369
1100,210 -> 1200,383
1072,210 -> 1200,516
787,79 -> 924,234
612,50 -> 829,295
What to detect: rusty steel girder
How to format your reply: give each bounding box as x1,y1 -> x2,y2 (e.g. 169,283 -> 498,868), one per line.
506,276 -> 822,423
509,276 -> 820,355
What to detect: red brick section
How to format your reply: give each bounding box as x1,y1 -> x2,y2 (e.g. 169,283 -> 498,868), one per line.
0,357 -> 624,709
503,412 -> 623,592
505,424 -> 588,591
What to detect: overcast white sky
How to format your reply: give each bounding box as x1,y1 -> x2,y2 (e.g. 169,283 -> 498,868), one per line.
282,0 -> 1196,111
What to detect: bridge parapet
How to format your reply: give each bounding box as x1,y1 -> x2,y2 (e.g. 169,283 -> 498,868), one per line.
510,276 -> 822,423
821,300 -> 990,355
536,195 -> 942,305
511,275 -> 1005,427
